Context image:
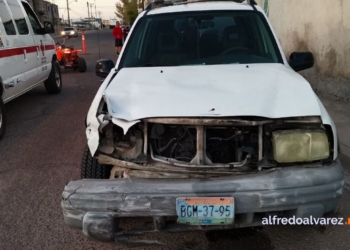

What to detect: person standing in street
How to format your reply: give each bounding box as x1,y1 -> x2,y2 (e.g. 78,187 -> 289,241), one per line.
113,21 -> 123,55
124,24 -> 130,41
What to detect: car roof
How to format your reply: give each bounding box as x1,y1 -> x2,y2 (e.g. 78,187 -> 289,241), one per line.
146,2 -> 263,15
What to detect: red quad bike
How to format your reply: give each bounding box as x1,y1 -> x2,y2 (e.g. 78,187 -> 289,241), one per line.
56,38 -> 87,72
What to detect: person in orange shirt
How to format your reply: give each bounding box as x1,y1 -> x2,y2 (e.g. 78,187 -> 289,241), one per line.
112,21 -> 124,55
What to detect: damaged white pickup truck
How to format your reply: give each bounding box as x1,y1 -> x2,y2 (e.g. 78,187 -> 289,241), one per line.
61,0 -> 344,245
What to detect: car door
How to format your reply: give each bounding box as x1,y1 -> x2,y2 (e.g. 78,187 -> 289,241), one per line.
0,0 -> 26,103
21,1 -> 53,84
6,0 -> 39,91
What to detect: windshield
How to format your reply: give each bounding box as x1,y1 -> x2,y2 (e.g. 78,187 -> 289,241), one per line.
120,11 -> 283,68
64,27 -> 74,31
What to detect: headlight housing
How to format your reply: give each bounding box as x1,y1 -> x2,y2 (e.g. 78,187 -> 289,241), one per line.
70,31 -> 75,34
61,31 -> 65,35
272,130 -> 329,163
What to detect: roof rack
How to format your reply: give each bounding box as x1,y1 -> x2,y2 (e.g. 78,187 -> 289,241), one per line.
145,0 -> 257,11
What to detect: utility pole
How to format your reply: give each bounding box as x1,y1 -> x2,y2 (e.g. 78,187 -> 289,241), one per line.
94,0 -> 98,29
66,0 -> 70,26
90,3 -> 94,29
87,2 -> 90,24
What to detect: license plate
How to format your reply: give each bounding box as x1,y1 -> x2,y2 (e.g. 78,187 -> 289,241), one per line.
176,197 -> 234,225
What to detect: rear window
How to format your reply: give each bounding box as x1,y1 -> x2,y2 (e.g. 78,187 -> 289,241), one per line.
0,1 -> 16,35
120,11 -> 283,68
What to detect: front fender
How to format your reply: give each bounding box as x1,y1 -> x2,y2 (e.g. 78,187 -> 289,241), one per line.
86,69 -> 116,156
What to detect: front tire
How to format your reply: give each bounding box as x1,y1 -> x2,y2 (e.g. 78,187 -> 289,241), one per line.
77,57 -> 87,72
44,61 -> 62,94
0,97 -> 6,140
81,146 -> 112,179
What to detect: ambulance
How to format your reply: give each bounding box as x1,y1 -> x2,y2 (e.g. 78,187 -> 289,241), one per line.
0,0 -> 60,139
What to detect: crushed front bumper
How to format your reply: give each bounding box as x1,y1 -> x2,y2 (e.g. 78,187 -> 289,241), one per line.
61,160 -> 344,242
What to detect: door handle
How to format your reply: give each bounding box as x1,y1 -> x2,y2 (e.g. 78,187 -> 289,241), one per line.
36,47 -> 40,59
5,80 -> 15,89
4,79 -> 25,89
23,49 -> 27,63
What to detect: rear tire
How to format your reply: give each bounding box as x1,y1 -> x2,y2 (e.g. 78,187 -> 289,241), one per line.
81,146 -> 112,179
0,97 -> 6,140
77,57 -> 87,73
44,61 -> 62,94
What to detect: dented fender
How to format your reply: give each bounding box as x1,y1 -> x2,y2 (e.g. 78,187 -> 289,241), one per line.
86,72 -> 142,156
86,71 -> 115,156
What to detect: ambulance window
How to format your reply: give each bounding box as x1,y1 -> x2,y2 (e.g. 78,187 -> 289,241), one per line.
0,1 -> 17,35
21,2 -> 41,35
7,0 -> 29,35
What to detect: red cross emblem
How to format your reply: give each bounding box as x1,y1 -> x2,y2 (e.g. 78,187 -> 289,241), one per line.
40,40 -> 45,56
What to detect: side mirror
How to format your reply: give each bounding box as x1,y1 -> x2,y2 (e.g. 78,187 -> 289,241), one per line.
95,59 -> 115,79
43,21 -> 55,34
288,52 -> 314,72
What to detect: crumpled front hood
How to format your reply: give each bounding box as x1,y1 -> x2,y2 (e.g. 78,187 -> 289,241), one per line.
104,64 -> 321,121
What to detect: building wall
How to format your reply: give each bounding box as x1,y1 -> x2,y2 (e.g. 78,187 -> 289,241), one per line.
42,1 -> 59,23
28,0 -> 61,36
256,0 -> 350,99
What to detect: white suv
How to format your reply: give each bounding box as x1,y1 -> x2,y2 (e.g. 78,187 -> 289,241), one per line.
61,26 -> 78,38
0,0 -> 61,139
62,0 -> 343,245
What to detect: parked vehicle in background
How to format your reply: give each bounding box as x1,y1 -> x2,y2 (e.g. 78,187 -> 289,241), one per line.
61,27 -> 78,38
77,25 -> 86,31
0,0 -> 60,140
61,0 -> 344,246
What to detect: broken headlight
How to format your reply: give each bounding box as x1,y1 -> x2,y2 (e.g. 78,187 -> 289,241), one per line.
272,130 -> 329,163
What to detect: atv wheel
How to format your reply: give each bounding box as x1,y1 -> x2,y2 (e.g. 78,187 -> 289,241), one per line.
0,97 -> 6,140
77,57 -> 87,72
81,146 -> 112,179
44,61 -> 62,94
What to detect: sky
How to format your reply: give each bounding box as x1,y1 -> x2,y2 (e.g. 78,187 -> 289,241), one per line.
54,0 -> 118,20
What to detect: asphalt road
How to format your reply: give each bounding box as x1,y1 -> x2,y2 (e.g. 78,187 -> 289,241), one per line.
0,30 -> 350,250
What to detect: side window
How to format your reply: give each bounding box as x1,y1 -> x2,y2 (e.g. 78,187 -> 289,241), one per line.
0,1 -> 17,35
7,0 -> 29,35
21,1 -> 42,34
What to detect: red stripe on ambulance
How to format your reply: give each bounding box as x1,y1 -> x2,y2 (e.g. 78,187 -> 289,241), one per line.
0,45 -> 55,59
